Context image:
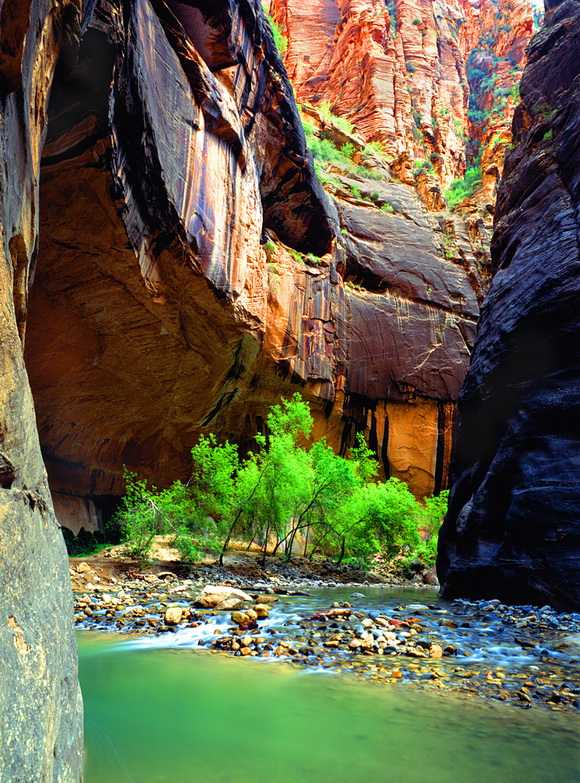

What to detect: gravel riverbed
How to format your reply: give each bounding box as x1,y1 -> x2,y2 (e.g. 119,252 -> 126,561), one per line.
72,561 -> 580,714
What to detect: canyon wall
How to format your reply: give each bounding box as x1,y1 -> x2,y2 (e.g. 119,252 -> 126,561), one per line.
23,0 -> 496,533
268,0 -> 534,198
438,0 -> 580,610
0,0 -> 84,779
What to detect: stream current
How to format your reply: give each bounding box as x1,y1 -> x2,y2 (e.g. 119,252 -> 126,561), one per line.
79,587 -> 580,782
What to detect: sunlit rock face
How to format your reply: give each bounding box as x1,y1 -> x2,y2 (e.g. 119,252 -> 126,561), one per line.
23,0 -> 486,528
27,0 -> 342,529
438,0 -> 580,610
268,0 -> 534,196
0,0 -> 83,779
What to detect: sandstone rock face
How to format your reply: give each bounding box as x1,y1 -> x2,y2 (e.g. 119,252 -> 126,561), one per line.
0,0 -> 83,779
438,0 -> 580,610
268,0 -> 534,194
21,0 -> 486,525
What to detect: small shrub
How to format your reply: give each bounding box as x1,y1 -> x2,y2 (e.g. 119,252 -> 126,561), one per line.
405,61 -> 417,73
413,158 -> 435,176
319,101 -> 354,134
340,142 -> 356,159
171,527 -> 200,563
445,164 -> 482,210
366,141 -> 385,155
261,3 -> 288,55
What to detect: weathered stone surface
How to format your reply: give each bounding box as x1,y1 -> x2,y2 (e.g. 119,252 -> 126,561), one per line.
438,0 -> 580,610
269,0 -> 534,193
164,606 -> 185,625
19,0 -> 479,514
26,0 -> 348,516
0,0 -> 84,779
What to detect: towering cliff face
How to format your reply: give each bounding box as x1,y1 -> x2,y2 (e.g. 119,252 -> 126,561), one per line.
268,0 -> 534,199
26,0 -> 340,530
19,0 -> 488,534
0,0 -> 84,779
438,0 -> 580,610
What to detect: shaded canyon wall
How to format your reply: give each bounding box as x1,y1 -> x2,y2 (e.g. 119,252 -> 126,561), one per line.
438,0 -> 580,610
0,0 -> 84,779
24,0 -> 492,533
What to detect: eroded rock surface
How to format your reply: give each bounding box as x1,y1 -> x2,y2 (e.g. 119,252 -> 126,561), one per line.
269,0 -> 534,197
0,0 -> 83,779
23,0 -> 486,530
438,0 -> 580,610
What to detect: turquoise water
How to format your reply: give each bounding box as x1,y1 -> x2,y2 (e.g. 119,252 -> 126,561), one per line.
79,632 -> 580,783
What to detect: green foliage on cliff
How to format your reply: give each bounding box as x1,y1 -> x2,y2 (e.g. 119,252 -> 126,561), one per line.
115,396 -> 448,567
318,101 -> 354,135
261,2 -> 288,55
445,164 -> 482,210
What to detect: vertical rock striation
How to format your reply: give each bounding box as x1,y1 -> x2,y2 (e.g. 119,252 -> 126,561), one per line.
268,0 -> 534,195
22,0 -> 484,528
0,0 -> 84,779
438,0 -> 580,610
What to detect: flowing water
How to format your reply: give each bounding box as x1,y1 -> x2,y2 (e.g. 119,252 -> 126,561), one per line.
79,624 -> 580,783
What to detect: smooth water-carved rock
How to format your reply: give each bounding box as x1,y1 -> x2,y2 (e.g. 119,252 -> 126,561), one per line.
0,0 -> 84,779
23,0 -> 485,528
438,0 -> 580,610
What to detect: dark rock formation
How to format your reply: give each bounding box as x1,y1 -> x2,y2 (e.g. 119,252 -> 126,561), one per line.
438,0 -> 580,610
0,0 -> 84,779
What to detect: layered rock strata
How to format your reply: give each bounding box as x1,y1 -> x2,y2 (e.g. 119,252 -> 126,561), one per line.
268,0 -> 534,198
438,0 -> 580,610
24,0 -> 485,531
0,0 -> 84,779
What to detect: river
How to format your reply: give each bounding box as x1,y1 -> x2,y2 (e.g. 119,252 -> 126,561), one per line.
78,586 -> 580,782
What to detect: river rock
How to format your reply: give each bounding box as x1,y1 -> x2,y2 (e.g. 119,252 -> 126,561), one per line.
253,604 -> 270,619
164,607 -> 184,626
256,594 -> 278,604
194,586 -> 253,610
554,634 -> 580,655
231,611 -> 248,625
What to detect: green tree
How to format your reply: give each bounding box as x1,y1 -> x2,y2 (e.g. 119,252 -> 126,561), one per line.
115,396 -> 447,568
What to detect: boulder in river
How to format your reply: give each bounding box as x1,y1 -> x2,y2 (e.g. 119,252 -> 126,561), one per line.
164,607 -> 184,626
554,634 -> 580,655
194,586 -> 253,610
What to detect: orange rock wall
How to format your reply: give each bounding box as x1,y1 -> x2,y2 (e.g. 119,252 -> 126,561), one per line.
268,0 -> 534,192
23,0 -> 486,532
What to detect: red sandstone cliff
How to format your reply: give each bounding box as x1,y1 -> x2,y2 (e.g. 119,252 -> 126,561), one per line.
23,0 -> 485,530
268,0 -> 534,201
9,0 -> 530,537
